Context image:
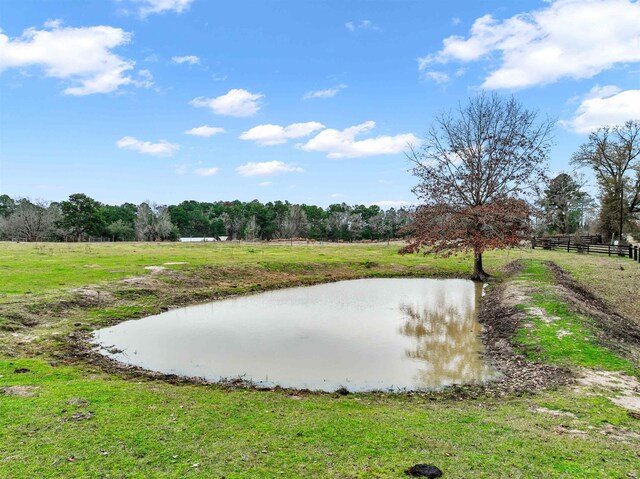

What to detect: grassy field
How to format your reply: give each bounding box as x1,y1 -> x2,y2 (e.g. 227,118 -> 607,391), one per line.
1,242 -> 639,478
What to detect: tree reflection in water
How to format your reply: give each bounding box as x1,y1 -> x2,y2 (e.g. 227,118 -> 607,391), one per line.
398,282 -> 496,388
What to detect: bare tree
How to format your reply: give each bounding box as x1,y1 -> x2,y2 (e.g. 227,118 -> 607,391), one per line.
402,93 -> 553,281
347,213 -> 363,241
0,199 -> 59,241
135,202 -> 176,241
571,120 -> 640,241
281,205 -> 308,244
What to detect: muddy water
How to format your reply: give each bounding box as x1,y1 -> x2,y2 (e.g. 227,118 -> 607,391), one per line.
93,278 -> 499,392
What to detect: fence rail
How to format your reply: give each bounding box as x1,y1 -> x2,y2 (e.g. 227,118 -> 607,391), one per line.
532,235 -> 639,263
532,234 -> 602,247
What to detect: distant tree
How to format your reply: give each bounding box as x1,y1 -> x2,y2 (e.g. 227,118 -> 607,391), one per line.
220,201 -> 246,240
246,200 -> 275,240
135,202 -> 178,241
402,93 -> 553,280
1,199 -> 59,241
106,219 -> 135,241
326,205 -> 350,241
347,213 -> 364,241
243,215 -> 260,241
540,173 -> 591,234
271,201 -> 291,239
571,120 -> 640,241
367,211 -> 386,240
281,205 -> 308,244
353,204 -> 381,239
58,193 -> 104,241
300,204 -> 326,240
100,203 -> 137,225
168,200 -> 212,237
383,208 -> 400,240
0,195 -> 17,218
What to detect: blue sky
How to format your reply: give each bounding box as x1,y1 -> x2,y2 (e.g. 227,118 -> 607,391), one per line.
1,0 -> 639,207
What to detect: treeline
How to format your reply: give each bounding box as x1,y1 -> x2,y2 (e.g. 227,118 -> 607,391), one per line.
0,194 -> 413,242
535,120 -> 640,240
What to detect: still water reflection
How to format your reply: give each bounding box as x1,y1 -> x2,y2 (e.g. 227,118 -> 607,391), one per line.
93,278 -> 499,391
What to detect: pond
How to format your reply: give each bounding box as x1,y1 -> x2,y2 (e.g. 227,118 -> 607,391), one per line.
93,278 -> 499,392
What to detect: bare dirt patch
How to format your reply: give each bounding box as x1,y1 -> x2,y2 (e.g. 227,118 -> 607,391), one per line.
70,288 -> 113,306
144,266 -> 167,274
554,425 -> 587,436
529,406 -> 577,418
575,369 -> 640,413
597,423 -> 640,441
118,276 -> 160,287
0,385 -> 39,397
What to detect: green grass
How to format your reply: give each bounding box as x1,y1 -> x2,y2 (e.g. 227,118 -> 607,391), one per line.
514,261 -> 638,375
1,359 -> 639,479
1,242 -> 640,478
0,241 -> 525,298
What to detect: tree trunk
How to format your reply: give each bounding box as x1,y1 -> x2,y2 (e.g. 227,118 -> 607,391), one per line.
471,252 -> 490,282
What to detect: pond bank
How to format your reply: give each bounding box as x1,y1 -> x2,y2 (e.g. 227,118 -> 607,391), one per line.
57,259 -> 634,402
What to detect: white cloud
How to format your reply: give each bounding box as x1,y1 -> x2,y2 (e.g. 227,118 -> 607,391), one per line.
424,71 -> 449,84
345,20 -> 380,32
303,84 -> 347,99
451,17 -> 461,25
375,200 -> 412,208
239,122 -> 325,146
134,0 -> 193,17
562,86 -> 640,133
194,167 -> 220,176
43,19 -> 62,29
0,22 -> 142,95
330,193 -> 343,198
258,181 -> 272,187
134,69 -> 154,88
116,136 -> 179,156
190,89 -> 263,117
184,125 -> 225,137
236,160 -> 303,176
419,0 -> 640,89
299,121 -> 418,159
172,55 -> 200,65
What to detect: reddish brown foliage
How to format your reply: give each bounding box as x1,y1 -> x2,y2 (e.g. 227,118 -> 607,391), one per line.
400,198 -> 532,256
